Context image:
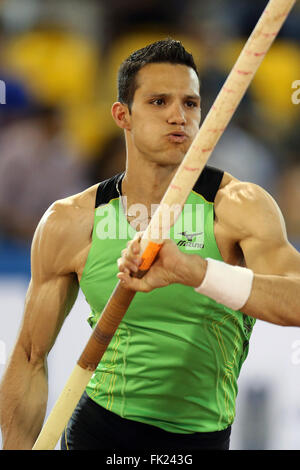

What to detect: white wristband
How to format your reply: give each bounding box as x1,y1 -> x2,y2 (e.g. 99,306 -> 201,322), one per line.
194,258 -> 254,311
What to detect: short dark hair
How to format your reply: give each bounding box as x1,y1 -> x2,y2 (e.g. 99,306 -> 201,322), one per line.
117,38 -> 200,111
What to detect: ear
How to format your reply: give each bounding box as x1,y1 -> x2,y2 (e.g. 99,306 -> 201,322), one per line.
111,102 -> 131,131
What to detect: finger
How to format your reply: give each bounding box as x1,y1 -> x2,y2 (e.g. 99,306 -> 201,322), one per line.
117,258 -> 130,274
131,238 -> 141,255
120,255 -> 139,273
133,231 -> 144,242
118,259 -> 138,273
127,238 -> 142,258
120,245 -> 139,268
117,271 -> 150,292
123,242 -> 142,266
117,272 -> 134,290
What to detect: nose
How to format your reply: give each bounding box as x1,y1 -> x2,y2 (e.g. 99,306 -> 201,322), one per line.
167,102 -> 187,126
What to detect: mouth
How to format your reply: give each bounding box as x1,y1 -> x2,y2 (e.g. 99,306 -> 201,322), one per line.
166,132 -> 188,143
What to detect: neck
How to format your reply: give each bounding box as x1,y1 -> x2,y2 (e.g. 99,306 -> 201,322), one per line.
122,159 -> 178,207
121,162 -> 179,232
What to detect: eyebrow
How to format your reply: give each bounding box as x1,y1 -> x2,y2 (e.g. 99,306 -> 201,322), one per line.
145,93 -> 201,101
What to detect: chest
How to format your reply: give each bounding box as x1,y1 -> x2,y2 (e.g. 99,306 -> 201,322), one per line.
76,194 -> 242,284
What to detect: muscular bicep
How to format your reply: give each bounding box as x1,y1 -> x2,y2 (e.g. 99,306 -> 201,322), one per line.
236,185 -> 300,276
216,180 -> 300,277
17,202 -> 79,364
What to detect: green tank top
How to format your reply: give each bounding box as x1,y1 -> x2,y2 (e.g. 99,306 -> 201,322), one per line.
79,167 -> 255,433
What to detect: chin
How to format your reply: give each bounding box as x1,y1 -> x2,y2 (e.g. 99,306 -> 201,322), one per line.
142,143 -> 188,166
167,147 -> 188,163
158,156 -> 185,168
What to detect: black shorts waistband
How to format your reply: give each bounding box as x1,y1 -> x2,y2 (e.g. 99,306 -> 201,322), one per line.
61,392 -> 231,451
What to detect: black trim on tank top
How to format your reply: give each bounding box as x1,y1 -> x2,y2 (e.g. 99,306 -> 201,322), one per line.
94,166 -> 224,208
192,166 -> 224,202
95,173 -> 124,208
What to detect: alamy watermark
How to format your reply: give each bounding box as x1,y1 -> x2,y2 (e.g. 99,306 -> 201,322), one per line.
291,80 -> 300,105
0,80 -> 6,104
291,340 -> 300,366
0,340 -> 6,365
95,198 -> 205,250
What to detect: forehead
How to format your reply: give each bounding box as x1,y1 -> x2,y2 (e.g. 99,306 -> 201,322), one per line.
135,63 -> 200,97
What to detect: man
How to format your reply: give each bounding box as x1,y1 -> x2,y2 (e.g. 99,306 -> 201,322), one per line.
0,39 -> 299,451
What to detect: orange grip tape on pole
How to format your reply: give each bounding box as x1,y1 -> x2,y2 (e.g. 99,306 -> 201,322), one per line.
139,242 -> 163,271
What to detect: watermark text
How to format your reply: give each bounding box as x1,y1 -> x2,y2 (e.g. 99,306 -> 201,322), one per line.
0,340 -> 6,365
95,199 -> 205,250
0,80 -> 6,104
291,340 -> 300,365
291,80 -> 300,105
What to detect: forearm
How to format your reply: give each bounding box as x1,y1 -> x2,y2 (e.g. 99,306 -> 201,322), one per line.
0,346 -> 48,450
242,274 -> 300,326
180,255 -> 300,327
118,240 -> 300,327
175,253 -> 208,287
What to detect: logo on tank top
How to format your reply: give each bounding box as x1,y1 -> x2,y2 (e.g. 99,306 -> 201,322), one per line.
177,231 -> 204,249
174,204 -> 205,250
177,231 -> 204,250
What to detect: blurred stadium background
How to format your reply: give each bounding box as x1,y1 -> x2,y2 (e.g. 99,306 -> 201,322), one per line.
0,0 -> 300,450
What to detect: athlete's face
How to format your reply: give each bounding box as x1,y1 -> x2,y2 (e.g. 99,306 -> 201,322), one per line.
126,63 -> 201,165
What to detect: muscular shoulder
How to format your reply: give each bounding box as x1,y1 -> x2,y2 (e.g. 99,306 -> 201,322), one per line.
31,184 -> 98,278
39,184 -> 98,235
45,184 -> 97,226
215,173 -> 287,243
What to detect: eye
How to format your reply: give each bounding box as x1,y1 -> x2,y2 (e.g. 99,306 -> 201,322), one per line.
151,98 -> 165,106
185,101 -> 198,108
